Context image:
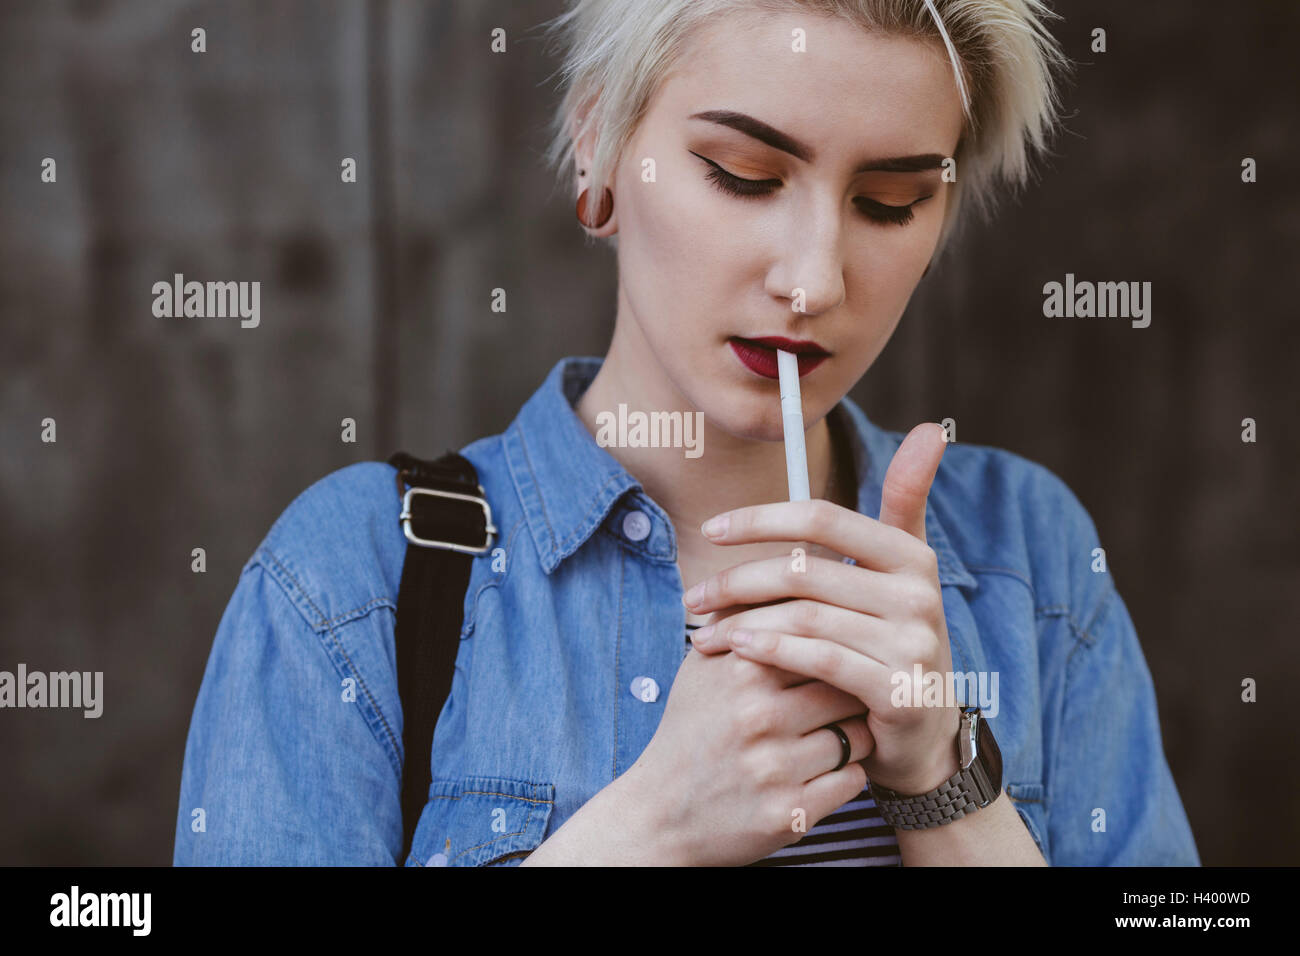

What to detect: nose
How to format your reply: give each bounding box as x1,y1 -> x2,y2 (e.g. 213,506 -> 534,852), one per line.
764,197 -> 847,316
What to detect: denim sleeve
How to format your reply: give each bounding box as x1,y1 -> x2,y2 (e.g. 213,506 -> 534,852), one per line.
173,560 -> 402,865
1046,585 -> 1200,865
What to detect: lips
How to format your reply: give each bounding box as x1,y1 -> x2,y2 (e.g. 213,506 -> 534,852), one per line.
729,336 -> 829,379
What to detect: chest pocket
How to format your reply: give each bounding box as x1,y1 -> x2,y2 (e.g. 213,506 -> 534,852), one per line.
407,775 -> 556,867
1005,781 -> 1050,862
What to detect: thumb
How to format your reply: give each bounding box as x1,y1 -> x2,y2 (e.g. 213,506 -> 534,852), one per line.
877,422 -> 947,543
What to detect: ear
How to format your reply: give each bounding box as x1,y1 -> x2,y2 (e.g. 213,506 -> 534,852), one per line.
570,103 -> 618,238
571,110 -> 594,194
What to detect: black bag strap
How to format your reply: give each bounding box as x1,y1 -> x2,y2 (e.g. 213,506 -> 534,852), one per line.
386,449 -> 497,864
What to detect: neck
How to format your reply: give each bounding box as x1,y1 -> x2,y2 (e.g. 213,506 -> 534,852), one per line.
574,301 -> 848,549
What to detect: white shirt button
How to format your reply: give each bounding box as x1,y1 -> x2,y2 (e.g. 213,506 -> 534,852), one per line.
622,510 -> 651,542
630,676 -> 660,702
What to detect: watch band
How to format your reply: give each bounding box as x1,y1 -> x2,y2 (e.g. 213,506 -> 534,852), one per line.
868,707 -> 1001,830
868,765 -> 984,830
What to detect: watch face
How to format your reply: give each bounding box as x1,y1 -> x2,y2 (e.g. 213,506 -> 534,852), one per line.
975,714 -> 1003,792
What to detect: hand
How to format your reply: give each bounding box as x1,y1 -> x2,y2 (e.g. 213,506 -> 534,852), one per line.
686,422 -> 963,797
610,641 -> 877,866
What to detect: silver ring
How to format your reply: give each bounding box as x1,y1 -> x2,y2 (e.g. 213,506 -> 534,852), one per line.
823,722 -> 851,772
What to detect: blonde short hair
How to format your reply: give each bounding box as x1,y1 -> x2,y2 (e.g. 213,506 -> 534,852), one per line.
538,0 -> 1070,254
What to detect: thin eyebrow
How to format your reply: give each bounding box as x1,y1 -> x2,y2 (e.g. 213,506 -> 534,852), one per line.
688,109 -> 946,174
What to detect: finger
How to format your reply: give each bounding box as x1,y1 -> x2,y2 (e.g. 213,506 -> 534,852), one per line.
690,643 -> 810,689
793,714 -> 874,783
877,422 -> 946,544
796,761 -> 870,835
701,498 -> 931,573
727,628 -> 893,706
690,600 -> 904,666
687,601 -> 783,656
683,553 -> 892,617
774,677 -> 870,733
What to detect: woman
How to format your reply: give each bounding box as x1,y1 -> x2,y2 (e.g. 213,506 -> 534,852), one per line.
174,0 -> 1199,866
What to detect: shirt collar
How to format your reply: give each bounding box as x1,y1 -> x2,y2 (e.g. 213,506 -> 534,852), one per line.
504,355 -> 975,589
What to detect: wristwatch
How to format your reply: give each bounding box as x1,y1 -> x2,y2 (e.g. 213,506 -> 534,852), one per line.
867,706 -> 1003,830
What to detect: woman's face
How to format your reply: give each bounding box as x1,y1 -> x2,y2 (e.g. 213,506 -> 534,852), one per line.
602,10 -> 965,442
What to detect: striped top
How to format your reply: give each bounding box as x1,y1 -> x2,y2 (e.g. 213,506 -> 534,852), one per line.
685,622 -> 902,866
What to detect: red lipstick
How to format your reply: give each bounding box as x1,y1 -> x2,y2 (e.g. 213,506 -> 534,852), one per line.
729,336 -> 829,379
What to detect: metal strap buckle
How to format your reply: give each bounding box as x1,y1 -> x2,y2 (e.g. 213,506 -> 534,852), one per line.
399,486 -> 497,554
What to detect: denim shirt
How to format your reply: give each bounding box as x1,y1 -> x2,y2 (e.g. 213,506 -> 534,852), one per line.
173,355 -> 1199,866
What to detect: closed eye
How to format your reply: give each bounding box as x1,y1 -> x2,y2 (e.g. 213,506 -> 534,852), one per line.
690,150 -> 930,226
691,151 -> 781,196
854,196 -> 932,226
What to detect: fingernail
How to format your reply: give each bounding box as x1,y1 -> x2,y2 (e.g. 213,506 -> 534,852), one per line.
701,514 -> 729,539
730,628 -> 752,646
683,584 -> 704,607
692,624 -> 714,643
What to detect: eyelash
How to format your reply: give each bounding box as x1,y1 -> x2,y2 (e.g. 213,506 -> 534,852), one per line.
692,152 -> 928,227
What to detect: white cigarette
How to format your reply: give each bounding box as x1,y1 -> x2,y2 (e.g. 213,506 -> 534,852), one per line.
777,349 -> 810,501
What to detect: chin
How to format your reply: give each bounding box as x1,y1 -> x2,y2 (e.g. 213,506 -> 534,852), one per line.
695,390 -> 788,444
